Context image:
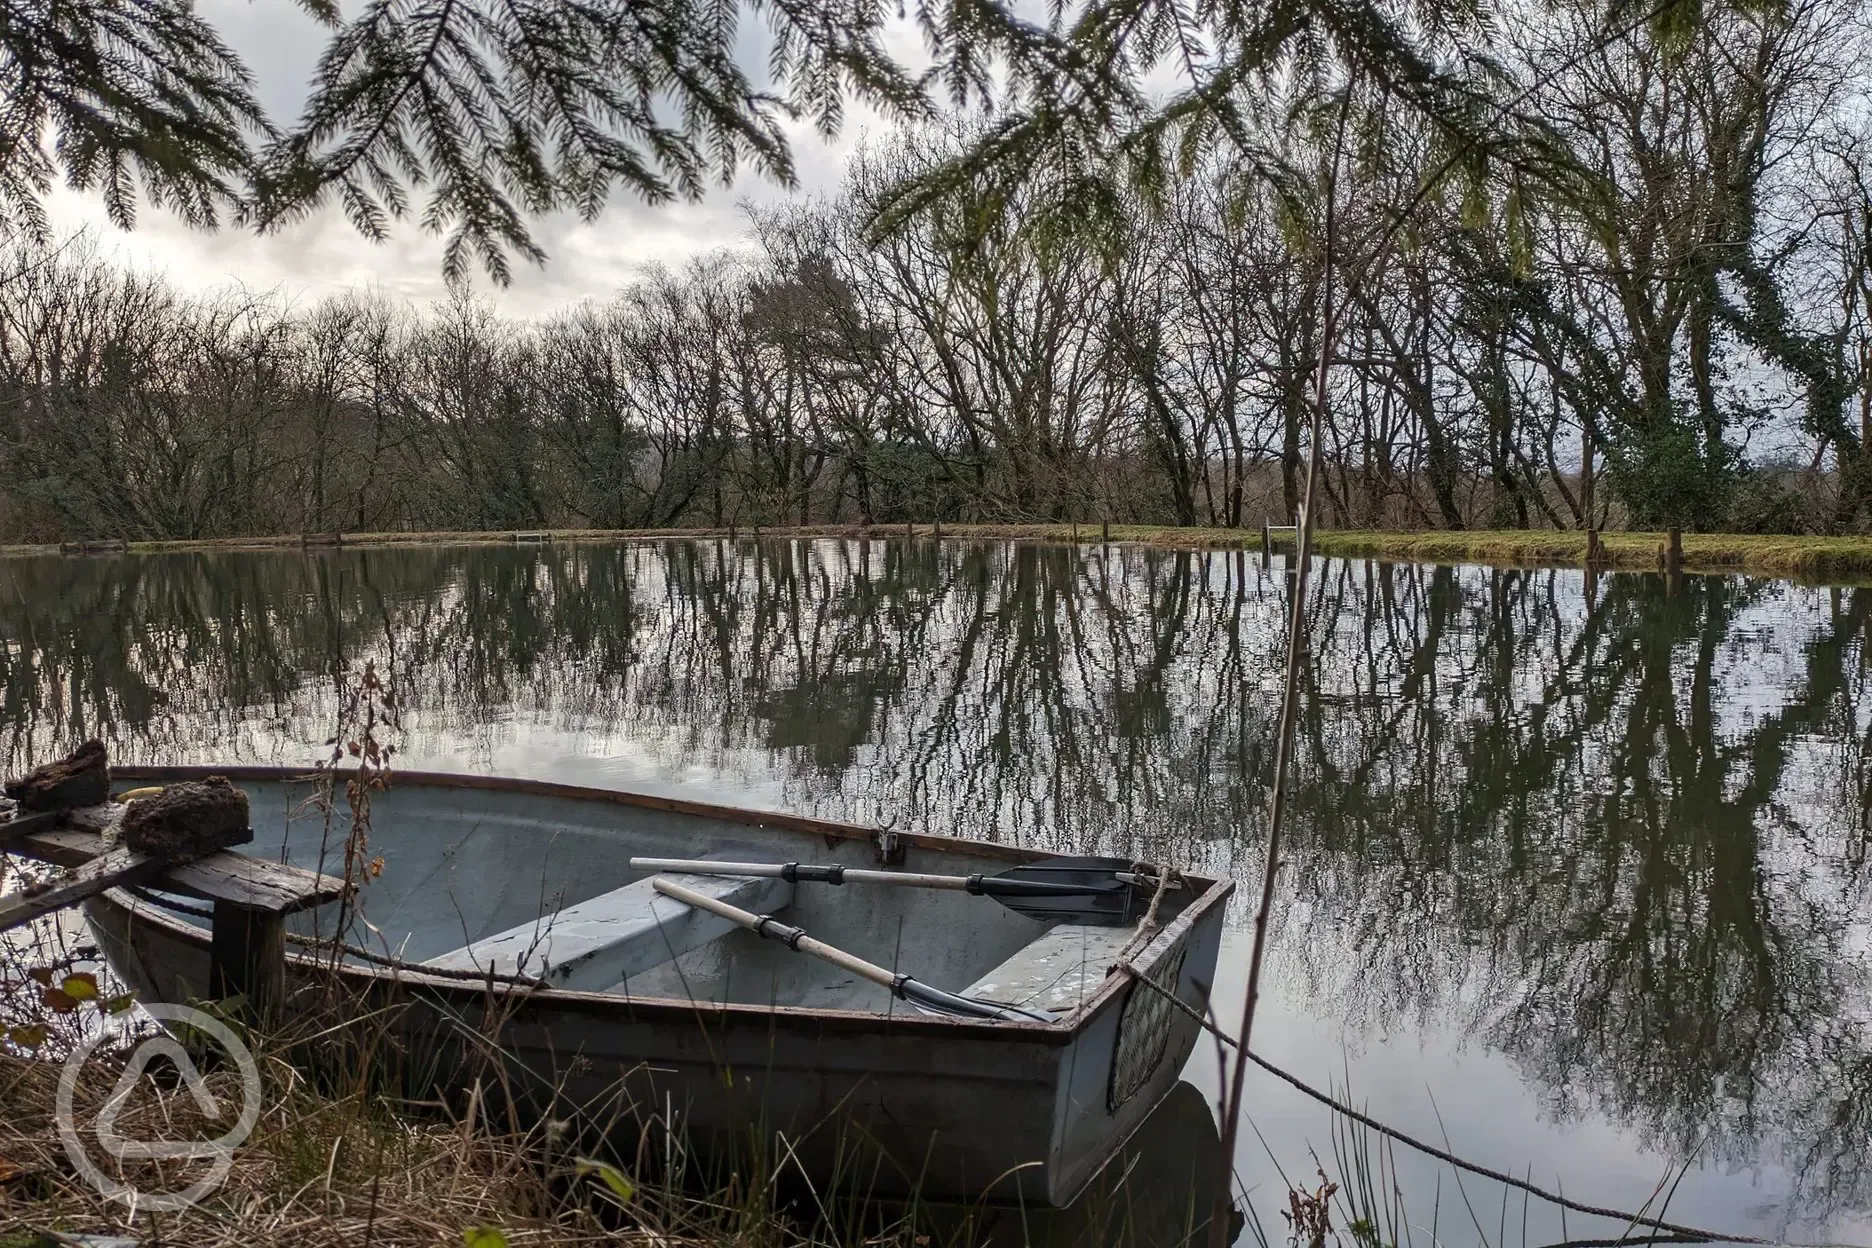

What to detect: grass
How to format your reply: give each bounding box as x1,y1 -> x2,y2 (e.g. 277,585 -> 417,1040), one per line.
1305,528 -> 1872,582
0,1022 -> 997,1248
11,522 -> 1872,584
0,1040 -> 634,1247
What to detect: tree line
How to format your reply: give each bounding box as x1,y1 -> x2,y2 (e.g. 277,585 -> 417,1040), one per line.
3,0 -> 1871,541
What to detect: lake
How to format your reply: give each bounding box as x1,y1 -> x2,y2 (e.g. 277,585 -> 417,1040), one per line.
3,538 -> 1868,1246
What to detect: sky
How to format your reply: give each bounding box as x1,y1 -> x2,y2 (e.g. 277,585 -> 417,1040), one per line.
43,1 -> 901,320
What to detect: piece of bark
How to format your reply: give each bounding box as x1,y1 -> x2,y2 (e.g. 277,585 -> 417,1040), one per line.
4,740 -> 109,812
119,777 -> 251,859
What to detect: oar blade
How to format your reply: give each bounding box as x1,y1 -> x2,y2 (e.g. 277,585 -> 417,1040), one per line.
987,856 -> 1146,925
898,977 -> 1057,1023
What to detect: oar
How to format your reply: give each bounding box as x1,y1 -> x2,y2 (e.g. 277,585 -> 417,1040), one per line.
650,878 -> 1055,1024
631,854 -> 1168,925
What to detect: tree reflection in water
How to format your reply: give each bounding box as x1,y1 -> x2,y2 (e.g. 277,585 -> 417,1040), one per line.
2,540 -> 1869,1224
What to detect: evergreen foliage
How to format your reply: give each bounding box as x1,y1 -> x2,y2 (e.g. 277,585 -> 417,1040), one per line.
0,0 -> 267,236
4,0 -> 1609,281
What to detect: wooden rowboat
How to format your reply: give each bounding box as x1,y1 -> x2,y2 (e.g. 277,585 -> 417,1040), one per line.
80,766 -> 1233,1208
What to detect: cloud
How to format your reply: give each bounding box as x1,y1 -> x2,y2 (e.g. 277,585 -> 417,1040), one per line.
40,0 -> 902,318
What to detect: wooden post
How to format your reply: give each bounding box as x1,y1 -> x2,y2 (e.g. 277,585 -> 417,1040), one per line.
210,902 -> 285,1021
1665,528 -> 1683,575
933,519 -> 942,541
1261,523 -> 1272,565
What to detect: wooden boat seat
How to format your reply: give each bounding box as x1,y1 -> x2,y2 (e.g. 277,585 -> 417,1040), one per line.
960,922 -> 1140,1014
423,868 -> 794,990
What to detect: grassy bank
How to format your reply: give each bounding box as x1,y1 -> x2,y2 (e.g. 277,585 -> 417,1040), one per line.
1305,528 -> 1872,581
0,1046 -> 632,1248
9,523 -> 1872,583
0,1038 -> 992,1248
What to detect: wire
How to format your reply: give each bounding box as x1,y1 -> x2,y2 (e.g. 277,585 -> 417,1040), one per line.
1113,963 -> 1858,1248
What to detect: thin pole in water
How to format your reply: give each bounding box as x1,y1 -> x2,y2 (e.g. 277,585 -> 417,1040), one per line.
1209,84 -> 1349,1248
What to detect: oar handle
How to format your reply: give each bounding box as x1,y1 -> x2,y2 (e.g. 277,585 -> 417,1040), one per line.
650,877 -> 897,990
632,857 -> 971,890
649,878 -> 1054,1024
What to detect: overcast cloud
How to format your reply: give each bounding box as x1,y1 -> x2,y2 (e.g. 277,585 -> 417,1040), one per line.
43,0 -> 901,318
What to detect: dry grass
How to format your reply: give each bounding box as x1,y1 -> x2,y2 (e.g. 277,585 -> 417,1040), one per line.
0,973 -> 913,1248
0,1040 -> 659,1247
0,993 -> 1029,1248
12,522 -> 1872,584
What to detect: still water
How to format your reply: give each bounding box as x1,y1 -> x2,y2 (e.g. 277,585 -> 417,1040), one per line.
2,538 -> 1869,1246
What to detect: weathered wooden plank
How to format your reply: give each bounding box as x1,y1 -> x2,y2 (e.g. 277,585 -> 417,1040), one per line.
161,851 -> 348,914
425,870 -> 793,989
5,826 -> 349,915
210,903 -> 286,1018
0,847 -> 167,934
4,826 -> 108,867
0,810 -> 64,845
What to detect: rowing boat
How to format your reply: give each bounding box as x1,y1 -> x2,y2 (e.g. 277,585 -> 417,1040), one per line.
80,766 -> 1232,1207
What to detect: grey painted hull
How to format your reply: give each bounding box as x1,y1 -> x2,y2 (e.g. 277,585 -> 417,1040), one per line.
84,767 -> 1232,1207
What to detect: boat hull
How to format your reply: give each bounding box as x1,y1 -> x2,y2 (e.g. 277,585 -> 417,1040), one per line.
85,767 -> 1232,1207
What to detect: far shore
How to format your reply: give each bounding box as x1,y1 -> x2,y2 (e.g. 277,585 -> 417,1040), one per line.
10,524 -> 1872,584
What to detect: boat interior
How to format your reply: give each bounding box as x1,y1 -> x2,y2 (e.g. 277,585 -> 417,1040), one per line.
139,773 -> 1189,1017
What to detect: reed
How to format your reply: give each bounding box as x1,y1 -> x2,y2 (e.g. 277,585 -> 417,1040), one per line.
0,1039 -> 621,1246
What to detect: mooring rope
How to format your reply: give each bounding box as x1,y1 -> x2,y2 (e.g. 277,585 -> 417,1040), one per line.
1109,963 -> 1851,1248
1109,862 -> 1182,967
